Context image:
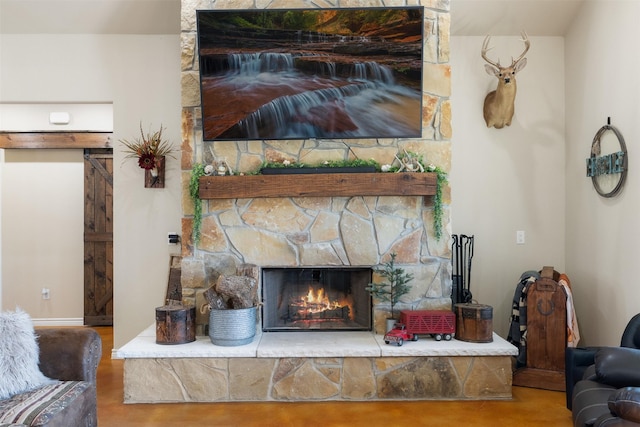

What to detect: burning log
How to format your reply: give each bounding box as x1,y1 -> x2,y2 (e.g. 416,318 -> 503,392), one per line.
289,305 -> 350,320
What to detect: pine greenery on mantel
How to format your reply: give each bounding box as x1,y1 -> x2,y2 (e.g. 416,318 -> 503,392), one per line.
189,163 -> 205,246
189,158 -> 447,247
432,168 -> 448,240
259,158 -> 380,172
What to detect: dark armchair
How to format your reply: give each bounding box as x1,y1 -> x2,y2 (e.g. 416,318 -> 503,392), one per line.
572,346 -> 640,426
566,313 -> 640,410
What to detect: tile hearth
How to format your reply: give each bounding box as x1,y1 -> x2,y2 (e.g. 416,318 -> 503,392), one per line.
118,326 -> 518,403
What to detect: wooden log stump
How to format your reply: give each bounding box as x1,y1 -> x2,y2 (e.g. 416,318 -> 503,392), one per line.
155,304 -> 196,344
455,303 -> 494,343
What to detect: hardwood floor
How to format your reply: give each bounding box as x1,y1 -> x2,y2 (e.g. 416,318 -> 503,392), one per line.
95,326 -> 573,426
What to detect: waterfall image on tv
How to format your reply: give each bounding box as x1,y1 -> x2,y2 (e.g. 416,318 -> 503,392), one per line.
197,7 -> 424,141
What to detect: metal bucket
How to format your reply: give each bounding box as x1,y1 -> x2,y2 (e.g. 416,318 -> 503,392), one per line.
209,306 -> 257,346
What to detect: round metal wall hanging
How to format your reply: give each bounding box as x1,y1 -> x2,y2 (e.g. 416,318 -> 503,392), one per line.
586,118 -> 628,198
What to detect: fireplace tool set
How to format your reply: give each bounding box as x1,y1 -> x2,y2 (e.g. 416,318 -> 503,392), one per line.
451,234 -> 474,307
451,234 -> 494,343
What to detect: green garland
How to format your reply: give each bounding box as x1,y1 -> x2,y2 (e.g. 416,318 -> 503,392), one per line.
432,167 -> 448,241
260,158 -> 381,170
189,163 -> 205,246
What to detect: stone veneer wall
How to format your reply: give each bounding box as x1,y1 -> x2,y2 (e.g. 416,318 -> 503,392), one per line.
125,356 -> 512,402
179,0 -> 452,335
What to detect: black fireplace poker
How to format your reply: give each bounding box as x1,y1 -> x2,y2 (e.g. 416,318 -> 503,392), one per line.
451,234 -> 474,308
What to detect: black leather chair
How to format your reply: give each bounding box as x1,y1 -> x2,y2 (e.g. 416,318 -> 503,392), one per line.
565,313 -> 640,409
572,347 -> 640,426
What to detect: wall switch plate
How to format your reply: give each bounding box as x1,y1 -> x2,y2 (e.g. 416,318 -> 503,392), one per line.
516,230 -> 525,245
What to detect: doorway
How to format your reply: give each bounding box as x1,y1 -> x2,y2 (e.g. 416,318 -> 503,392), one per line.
83,149 -> 113,326
1,129 -> 114,325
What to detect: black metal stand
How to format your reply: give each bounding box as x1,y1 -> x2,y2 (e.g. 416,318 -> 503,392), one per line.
451,234 -> 474,309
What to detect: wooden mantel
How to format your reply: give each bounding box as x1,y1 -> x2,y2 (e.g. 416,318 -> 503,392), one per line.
199,172 -> 437,199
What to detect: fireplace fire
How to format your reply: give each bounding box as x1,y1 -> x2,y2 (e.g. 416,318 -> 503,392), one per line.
262,267 -> 372,331
291,286 -> 353,321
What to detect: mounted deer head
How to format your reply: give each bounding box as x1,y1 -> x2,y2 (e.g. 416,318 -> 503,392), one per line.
481,31 -> 530,129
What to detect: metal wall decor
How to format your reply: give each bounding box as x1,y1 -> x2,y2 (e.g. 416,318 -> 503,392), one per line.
586,118 -> 628,198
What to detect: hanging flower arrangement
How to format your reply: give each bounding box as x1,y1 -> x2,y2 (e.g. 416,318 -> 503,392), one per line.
120,123 -> 175,176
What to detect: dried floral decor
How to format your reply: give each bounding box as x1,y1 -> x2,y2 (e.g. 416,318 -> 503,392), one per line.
120,123 -> 175,188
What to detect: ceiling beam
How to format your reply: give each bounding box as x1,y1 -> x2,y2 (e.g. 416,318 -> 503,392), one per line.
0,132 -> 113,149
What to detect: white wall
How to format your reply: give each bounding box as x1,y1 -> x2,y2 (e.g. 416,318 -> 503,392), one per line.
0,34 -> 182,348
565,1 -> 640,346
1,149 -> 84,320
450,36 -> 566,337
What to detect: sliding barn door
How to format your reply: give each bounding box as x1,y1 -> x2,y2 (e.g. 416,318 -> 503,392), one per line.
84,149 -> 113,326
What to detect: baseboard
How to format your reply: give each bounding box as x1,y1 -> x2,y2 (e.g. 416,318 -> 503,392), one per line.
31,317 -> 84,327
512,367 -> 566,391
111,349 -> 123,359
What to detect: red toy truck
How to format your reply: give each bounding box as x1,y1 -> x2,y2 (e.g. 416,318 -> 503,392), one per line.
384,310 -> 456,346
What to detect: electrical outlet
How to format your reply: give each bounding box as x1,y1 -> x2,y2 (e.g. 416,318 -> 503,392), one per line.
516,230 -> 525,245
42,288 -> 50,300
168,232 -> 180,245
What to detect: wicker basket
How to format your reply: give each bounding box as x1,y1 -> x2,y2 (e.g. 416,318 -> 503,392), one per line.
209,306 -> 257,346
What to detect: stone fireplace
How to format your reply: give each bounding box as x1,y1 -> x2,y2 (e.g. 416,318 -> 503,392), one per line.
113,0 -> 515,405
262,267 -> 372,331
179,0 -> 453,334
181,188 -> 453,335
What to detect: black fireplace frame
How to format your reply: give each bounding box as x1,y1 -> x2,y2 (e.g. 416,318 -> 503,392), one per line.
261,267 -> 373,332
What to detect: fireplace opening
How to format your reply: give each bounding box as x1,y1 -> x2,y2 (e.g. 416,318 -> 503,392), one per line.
262,267 -> 372,331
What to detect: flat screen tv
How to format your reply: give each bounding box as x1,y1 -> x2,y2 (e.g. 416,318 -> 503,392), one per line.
197,7 -> 424,141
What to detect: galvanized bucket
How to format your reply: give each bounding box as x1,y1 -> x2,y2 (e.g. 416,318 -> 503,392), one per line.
209,306 -> 257,346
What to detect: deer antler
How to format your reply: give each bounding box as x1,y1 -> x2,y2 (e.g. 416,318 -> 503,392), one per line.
482,31 -> 531,69
481,35 -> 500,68
511,31 -> 530,66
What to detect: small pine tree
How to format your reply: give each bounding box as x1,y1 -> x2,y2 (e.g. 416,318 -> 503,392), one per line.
366,253 -> 413,318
